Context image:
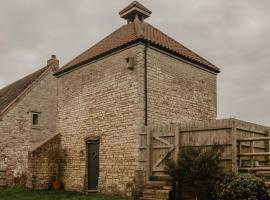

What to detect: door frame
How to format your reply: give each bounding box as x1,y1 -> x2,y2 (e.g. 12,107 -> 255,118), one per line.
86,138 -> 100,191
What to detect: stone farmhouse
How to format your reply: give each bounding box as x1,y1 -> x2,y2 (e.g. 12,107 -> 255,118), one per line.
0,56 -> 59,185
1,1 -> 270,199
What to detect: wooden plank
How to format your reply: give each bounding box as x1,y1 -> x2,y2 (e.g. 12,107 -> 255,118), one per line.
239,140 -> 242,168
153,136 -> 172,146
179,144 -> 231,148
231,120 -> 238,173
175,124 -> 180,163
236,127 -> 266,135
157,134 -> 176,138
239,167 -> 270,171
146,126 -> 152,180
180,127 -> 232,133
240,143 -> 266,150
250,140 -> 254,169
238,137 -> 270,142
152,146 -> 172,149
153,146 -> 174,168
266,130 -> 270,167
238,152 -> 270,156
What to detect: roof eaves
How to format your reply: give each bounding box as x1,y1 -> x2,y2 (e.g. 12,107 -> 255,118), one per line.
55,37 -> 219,77
145,39 -> 220,73
54,38 -> 145,77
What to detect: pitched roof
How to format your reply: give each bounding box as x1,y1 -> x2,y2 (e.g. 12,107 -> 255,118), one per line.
56,18 -> 219,76
0,65 -> 50,115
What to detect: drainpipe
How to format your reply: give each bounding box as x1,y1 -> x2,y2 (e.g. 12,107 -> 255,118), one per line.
144,43 -> 149,126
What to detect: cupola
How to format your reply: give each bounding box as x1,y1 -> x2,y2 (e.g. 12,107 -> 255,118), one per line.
119,1 -> 152,23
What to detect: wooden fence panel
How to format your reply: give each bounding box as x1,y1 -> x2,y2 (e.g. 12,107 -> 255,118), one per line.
142,118 -> 270,178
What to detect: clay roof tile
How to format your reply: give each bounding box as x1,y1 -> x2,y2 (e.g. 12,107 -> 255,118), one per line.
56,20 -> 219,75
0,65 -> 50,115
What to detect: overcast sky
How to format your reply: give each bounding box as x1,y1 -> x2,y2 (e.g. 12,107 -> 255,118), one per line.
0,0 -> 269,125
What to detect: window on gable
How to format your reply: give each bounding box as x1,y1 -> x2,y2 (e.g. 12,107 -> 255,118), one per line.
31,112 -> 40,128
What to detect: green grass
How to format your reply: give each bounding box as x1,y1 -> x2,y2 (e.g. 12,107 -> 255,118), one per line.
0,187 -> 128,200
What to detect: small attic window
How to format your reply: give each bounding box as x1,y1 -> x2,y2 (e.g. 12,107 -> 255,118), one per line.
126,57 -> 135,70
31,112 -> 40,128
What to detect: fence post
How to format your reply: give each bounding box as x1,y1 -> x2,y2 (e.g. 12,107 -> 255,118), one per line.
146,126 -> 152,180
175,124 -> 180,163
175,124 -> 181,200
250,140 -> 254,169
266,130 -> 270,167
231,119 -> 238,173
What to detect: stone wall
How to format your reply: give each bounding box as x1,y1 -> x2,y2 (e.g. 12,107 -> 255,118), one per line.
57,44 -> 218,197
27,134 -> 60,189
147,48 -> 217,124
0,154 -> 7,187
0,68 -> 58,185
57,44 -> 146,196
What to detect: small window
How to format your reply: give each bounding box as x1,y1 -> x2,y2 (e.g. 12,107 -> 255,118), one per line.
126,57 -> 135,69
31,112 -> 40,128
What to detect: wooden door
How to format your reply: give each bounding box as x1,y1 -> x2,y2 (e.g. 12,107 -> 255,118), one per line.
88,140 -> 99,190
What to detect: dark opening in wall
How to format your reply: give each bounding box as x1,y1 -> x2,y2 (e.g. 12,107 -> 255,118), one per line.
31,112 -> 40,128
126,57 -> 135,70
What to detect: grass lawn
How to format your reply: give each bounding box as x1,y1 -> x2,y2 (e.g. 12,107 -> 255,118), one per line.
0,187 -> 128,200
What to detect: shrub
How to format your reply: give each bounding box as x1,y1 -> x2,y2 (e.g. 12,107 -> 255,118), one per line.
214,173 -> 269,200
165,145 -> 223,200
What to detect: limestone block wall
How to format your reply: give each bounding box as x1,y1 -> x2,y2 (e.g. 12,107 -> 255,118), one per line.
0,70 -> 57,185
147,48 -> 217,123
27,134 -> 60,189
57,44 -> 145,196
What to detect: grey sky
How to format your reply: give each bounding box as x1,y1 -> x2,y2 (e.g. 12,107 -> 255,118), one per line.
0,0 -> 269,125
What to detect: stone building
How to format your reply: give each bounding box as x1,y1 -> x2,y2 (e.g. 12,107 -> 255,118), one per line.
1,1 -> 221,197
0,56 -> 59,186
52,1 -> 219,196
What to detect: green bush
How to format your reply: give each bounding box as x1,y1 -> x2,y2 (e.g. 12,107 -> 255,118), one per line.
214,173 -> 269,200
165,145 -> 224,200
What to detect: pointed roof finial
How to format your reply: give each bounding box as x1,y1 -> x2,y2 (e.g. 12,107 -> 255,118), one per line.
119,1 -> 152,22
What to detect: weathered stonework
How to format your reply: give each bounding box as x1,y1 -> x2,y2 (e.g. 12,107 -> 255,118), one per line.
0,3 -> 219,196
27,134 -> 60,189
0,42 -> 217,197
147,48 -> 217,123
57,44 -> 146,196
55,44 -> 217,196
0,67 -> 58,185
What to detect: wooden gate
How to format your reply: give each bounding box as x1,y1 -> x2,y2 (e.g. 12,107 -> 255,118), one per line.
146,124 -> 179,177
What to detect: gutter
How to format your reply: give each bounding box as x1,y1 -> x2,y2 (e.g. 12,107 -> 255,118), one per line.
144,43 -> 149,126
